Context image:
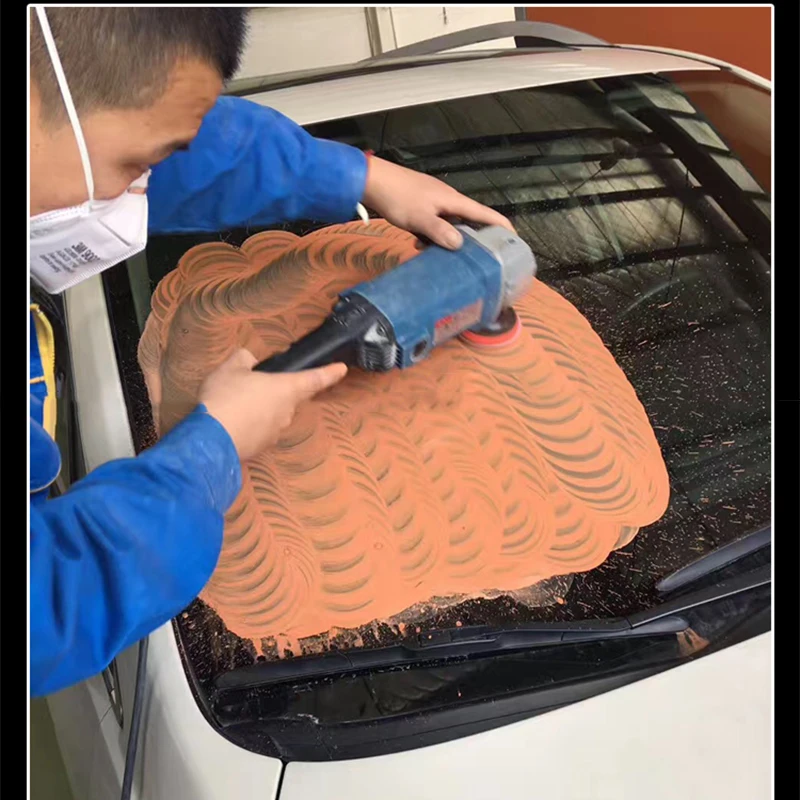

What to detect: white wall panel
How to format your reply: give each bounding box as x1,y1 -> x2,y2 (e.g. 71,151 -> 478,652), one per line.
233,6 -> 519,80
234,7 -> 373,79
387,5 -> 517,51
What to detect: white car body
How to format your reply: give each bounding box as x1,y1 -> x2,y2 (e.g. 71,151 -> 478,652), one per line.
47,42 -> 772,800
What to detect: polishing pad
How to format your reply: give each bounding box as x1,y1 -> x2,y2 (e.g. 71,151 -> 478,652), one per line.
460,307 -> 523,348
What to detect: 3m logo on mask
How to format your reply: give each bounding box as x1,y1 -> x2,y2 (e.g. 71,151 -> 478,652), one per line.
74,242 -> 98,259
29,188 -> 149,294
40,242 -> 100,275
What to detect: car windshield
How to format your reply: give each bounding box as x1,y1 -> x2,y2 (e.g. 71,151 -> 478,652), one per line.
102,67 -> 770,757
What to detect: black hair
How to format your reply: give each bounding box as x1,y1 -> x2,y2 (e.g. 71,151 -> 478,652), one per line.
31,8 -> 249,122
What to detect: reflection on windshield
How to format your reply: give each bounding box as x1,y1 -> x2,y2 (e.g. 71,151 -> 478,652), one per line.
303,74 -> 770,589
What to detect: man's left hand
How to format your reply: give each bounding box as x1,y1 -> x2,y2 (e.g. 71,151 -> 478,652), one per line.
361,156 -> 515,250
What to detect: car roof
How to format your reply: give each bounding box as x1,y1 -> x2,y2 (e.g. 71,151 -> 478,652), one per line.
238,47 -> 719,126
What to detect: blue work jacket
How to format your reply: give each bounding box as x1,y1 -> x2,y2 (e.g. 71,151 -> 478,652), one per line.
30,96 -> 368,697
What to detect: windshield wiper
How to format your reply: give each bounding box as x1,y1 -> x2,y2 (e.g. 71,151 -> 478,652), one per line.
215,564 -> 769,691
216,615 -> 688,691
656,527 -> 771,594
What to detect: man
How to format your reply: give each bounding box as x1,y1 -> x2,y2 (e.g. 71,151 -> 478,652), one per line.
30,7 -> 513,697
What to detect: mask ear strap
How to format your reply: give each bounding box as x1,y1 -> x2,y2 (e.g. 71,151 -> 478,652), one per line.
35,6 -> 95,203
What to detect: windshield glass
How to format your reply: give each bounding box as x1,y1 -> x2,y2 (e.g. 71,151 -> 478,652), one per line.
102,68 -> 770,755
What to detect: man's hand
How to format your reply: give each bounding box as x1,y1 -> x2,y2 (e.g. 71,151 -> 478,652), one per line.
361,156 -> 515,250
198,349 -> 347,462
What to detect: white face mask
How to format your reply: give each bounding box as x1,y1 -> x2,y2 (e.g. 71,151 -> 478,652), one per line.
30,6 -> 150,294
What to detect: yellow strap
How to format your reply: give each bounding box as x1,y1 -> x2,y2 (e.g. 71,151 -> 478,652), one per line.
30,304 -> 58,438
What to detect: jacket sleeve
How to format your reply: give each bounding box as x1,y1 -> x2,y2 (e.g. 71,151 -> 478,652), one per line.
30,407 -> 242,698
147,95 -> 369,234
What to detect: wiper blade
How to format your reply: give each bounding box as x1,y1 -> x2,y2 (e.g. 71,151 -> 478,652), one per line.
656,527 -> 771,595
636,563 -> 769,627
215,563 -> 770,692
215,615 -> 689,691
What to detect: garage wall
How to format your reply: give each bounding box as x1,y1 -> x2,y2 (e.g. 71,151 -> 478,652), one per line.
387,6 -> 517,51
233,7 -> 373,79
525,6 -> 772,79
233,6 -> 519,80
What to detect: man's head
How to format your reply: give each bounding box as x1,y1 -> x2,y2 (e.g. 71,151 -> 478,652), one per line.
30,8 -> 248,215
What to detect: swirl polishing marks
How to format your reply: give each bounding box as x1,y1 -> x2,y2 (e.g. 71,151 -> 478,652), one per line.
138,221 -> 670,651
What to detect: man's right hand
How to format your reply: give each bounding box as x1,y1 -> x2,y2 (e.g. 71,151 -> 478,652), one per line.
198,348 -> 348,462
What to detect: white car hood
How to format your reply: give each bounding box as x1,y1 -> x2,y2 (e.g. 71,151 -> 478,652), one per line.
280,633 -> 771,800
